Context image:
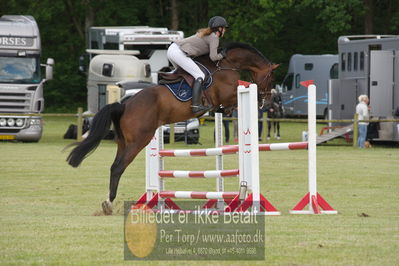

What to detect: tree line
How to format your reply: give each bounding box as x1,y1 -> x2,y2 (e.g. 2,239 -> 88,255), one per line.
1,0 -> 398,111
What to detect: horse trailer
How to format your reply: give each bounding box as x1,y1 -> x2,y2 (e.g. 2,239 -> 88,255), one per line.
0,15 -> 54,142
87,26 -> 183,82
79,26 -> 198,143
81,26 -> 184,115
279,54 -> 338,118
329,35 -> 399,142
83,49 -> 152,114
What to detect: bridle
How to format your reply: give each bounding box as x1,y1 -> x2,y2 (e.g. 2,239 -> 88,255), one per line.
255,67 -> 273,92
213,58 -> 274,100
212,59 -> 240,73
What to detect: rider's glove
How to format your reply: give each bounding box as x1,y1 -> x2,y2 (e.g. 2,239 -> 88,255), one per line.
219,48 -> 227,58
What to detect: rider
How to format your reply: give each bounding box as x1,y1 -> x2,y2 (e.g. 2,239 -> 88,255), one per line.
167,16 -> 228,113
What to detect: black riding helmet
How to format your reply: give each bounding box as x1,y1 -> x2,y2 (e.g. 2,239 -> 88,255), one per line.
208,16 -> 228,28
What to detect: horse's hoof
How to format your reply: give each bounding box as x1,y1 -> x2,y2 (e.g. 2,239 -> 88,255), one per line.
267,137 -> 270,140
102,200 -> 113,215
277,136 -> 281,140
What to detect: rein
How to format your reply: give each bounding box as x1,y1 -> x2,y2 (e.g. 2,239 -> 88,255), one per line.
212,59 -> 240,74
201,59 -> 240,112
213,57 -> 273,91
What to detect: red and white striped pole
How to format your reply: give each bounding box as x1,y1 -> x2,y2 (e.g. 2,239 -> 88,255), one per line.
159,169 -> 239,178
159,142 -> 308,156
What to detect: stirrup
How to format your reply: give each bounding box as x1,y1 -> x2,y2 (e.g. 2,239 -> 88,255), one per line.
192,105 -> 209,113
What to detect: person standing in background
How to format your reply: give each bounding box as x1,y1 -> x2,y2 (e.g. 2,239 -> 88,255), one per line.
232,108 -> 238,142
356,95 -> 370,148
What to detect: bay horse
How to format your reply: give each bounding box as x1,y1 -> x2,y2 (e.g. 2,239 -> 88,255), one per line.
265,101 -> 283,140
66,42 -> 279,215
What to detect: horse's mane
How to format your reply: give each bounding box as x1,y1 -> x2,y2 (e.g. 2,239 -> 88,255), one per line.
224,42 -> 270,63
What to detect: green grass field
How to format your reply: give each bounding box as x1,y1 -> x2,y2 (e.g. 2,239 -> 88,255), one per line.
1,116 -> 398,265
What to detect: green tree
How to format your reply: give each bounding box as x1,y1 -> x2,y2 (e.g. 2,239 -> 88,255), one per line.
1,0 -> 398,111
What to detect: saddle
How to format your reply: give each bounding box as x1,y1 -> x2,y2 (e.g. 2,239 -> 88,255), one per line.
158,61 -> 212,89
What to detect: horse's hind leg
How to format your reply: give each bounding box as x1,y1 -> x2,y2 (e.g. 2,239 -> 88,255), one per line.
101,141 -> 126,215
102,133 -> 154,215
102,146 -> 138,215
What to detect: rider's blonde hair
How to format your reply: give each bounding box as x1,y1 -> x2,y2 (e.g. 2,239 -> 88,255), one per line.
197,27 -> 213,37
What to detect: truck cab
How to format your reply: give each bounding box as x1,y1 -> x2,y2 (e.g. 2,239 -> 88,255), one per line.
280,54 -> 338,118
0,15 -> 53,141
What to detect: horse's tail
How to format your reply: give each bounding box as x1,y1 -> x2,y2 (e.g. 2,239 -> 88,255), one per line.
66,102 -> 125,167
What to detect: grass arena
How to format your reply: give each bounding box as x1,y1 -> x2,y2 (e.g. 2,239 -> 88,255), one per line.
1,115 -> 398,265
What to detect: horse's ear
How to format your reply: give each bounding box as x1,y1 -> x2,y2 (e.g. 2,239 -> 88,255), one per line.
272,63 -> 280,70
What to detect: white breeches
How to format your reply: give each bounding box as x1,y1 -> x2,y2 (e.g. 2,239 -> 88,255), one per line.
167,43 -> 205,80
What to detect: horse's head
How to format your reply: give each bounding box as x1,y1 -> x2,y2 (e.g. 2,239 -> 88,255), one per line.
222,43 -> 280,107
253,63 -> 280,106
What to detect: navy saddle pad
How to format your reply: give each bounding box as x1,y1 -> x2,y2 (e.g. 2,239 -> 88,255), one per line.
164,62 -> 212,102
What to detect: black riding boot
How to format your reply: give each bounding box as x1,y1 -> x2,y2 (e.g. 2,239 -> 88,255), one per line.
191,77 -> 207,113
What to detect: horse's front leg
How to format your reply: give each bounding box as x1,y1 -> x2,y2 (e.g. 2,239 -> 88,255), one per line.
267,121 -> 271,140
276,122 -> 280,140
273,122 -> 277,138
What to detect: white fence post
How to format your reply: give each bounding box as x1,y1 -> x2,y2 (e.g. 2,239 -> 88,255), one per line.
145,128 -> 163,200
290,81 -> 337,215
238,84 -> 260,210
215,112 -> 224,209
308,84 -> 317,212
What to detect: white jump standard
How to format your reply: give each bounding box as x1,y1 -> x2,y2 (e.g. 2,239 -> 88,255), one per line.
133,81 -> 337,215
134,83 -> 280,215
289,80 -> 337,214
